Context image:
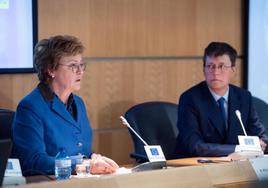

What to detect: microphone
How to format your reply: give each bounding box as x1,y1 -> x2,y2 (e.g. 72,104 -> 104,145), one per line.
235,110 -> 248,136
120,116 -> 167,170
230,110 -> 264,161
120,116 -> 149,146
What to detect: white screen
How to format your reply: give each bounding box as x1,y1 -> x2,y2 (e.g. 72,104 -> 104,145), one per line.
0,0 -> 35,72
248,0 -> 268,103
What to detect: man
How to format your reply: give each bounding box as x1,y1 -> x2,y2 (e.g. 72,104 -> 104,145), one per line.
176,42 -> 268,157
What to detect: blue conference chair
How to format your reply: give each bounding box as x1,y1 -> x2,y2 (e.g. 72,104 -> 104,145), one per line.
124,101 -> 178,163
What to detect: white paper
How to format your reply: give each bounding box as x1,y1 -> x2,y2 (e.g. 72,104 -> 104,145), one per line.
250,156 -> 268,180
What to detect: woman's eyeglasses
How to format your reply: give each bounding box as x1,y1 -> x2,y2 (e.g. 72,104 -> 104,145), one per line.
59,62 -> 87,73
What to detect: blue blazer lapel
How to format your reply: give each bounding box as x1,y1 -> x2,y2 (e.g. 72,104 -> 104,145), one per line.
50,97 -> 78,128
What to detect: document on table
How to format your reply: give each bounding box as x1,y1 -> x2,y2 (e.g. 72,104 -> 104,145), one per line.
72,167 -> 132,179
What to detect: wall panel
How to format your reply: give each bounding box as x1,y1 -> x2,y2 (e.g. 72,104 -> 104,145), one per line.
0,74 -> 37,109
92,129 -> 134,165
196,0 -> 243,54
38,0 -> 243,57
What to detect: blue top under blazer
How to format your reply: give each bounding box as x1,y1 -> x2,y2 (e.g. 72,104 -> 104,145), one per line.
12,84 -> 92,175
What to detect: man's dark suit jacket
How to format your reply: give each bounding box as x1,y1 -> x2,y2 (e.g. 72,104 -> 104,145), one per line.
176,81 -> 268,157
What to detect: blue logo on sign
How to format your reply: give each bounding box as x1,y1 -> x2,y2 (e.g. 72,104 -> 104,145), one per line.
150,148 -> 159,156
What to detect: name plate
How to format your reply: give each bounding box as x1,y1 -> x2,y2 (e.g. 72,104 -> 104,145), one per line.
238,135 -> 262,151
144,145 -> 166,162
250,157 -> 268,180
5,159 -> 22,177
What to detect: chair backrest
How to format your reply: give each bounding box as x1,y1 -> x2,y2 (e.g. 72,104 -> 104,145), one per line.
125,101 -> 178,162
0,139 -> 12,186
252,96 -> 268,131
0,109 -> 15,140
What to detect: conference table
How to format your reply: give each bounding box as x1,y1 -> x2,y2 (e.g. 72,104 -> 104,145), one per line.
167,157 -> 258,188
25,157 -> 231,182
19,157 -> 261,188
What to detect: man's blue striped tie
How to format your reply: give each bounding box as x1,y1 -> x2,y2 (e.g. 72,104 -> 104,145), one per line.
218,97 -> 227,130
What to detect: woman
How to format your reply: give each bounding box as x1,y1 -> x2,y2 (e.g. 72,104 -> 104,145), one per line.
12,35 -> 118,175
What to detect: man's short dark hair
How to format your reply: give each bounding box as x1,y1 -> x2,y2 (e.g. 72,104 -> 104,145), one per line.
203,42 -> 237,67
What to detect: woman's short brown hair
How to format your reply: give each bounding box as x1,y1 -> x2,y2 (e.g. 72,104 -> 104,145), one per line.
34,35 -> 85,83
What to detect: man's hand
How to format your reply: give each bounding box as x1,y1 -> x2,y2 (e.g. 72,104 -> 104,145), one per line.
90,153 -> 119,174
260,139 -> 267,152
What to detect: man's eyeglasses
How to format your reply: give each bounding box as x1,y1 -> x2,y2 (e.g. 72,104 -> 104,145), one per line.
59,62 -> 87,73
205,64 -> 233,73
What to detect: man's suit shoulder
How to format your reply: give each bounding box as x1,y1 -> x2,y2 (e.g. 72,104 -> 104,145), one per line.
180,81 -> 206,98
229,84 -> 252,98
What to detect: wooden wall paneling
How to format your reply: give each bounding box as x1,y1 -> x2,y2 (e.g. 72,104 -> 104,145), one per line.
37,0 -> 91,48
232,59 -> 243,86
92,128 -> 134,165
87,0 -> 198,56
38,0 -> 243,57
88,0 -> 243,56
0,75 -> 14,108
195,0 -> 243,55
0,74 -> 37,110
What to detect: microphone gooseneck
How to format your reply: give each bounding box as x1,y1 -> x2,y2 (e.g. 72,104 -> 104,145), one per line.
120,116 -> 149,146
235,110 -> 248,136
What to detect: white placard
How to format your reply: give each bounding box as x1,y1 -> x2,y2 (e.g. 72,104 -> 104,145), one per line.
238,135 -> 262,151
5,159 -> 23,177
250,157 -> 268,180
144,145 -> 166,162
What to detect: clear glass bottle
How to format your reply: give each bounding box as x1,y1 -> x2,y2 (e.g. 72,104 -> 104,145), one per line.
55,148 -> 71,180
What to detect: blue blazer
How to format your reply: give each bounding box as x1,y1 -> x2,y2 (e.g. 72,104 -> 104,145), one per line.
176,81 -> 268,157
12,86 -> 92,175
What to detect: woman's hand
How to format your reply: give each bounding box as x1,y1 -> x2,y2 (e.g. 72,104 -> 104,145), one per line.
90,153 -> 119,174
